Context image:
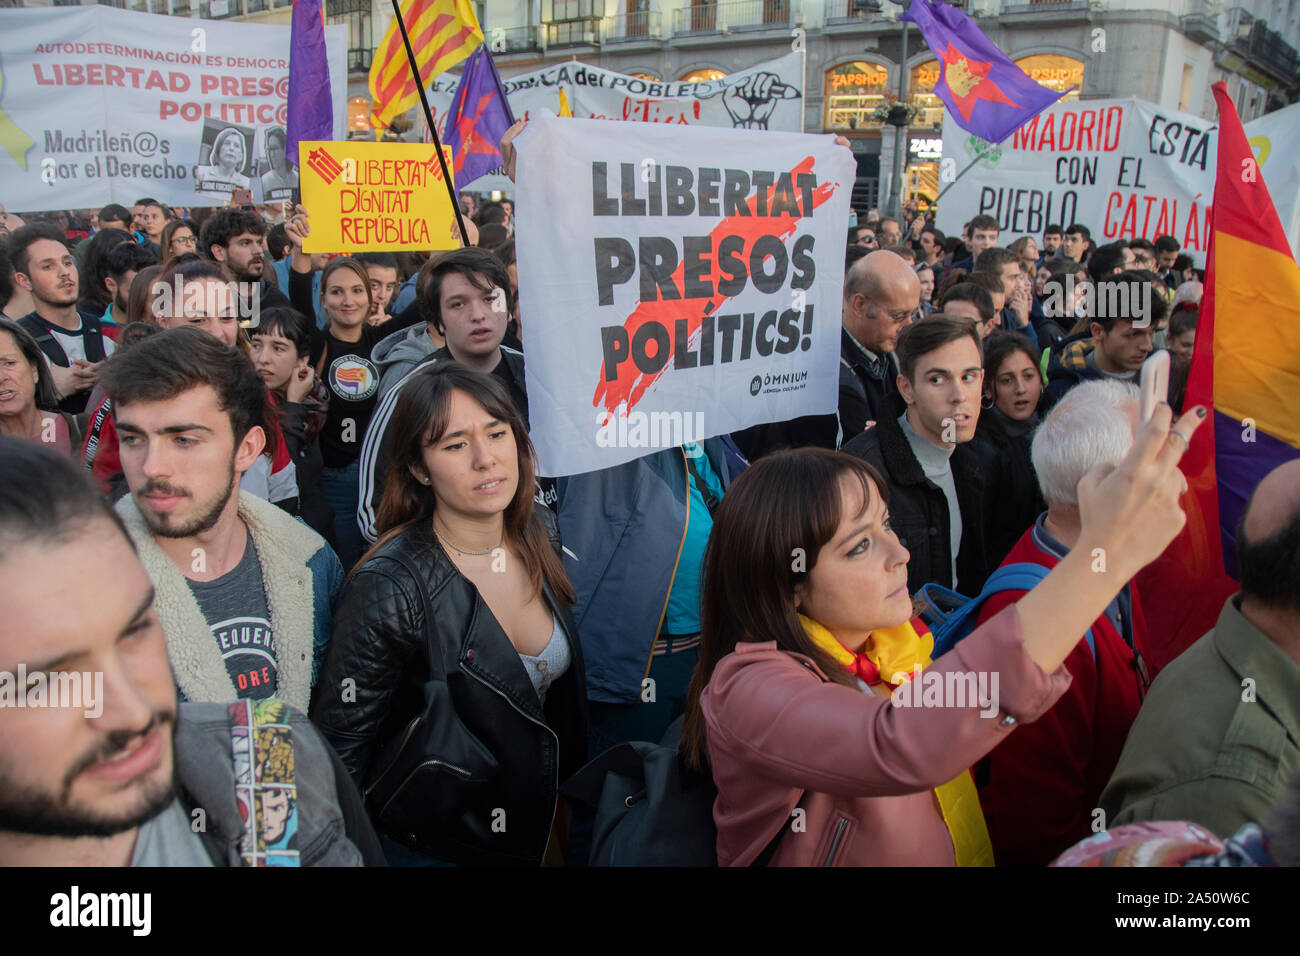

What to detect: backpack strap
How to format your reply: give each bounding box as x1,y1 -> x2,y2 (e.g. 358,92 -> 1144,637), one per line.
79,310 -> 106,363
16,314 -> 63,365
932,562 -> 1095,661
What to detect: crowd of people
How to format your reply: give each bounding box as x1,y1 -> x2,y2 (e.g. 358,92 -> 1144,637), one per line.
0,134 -> 1296,870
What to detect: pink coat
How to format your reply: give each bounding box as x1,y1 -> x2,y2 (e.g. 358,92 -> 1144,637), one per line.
701,605 -> 1072,866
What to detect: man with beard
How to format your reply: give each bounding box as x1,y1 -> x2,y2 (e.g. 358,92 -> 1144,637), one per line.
100,240 -> 158,329
10,224 -> 116,415
0,439 -> 383,866
198,208 -> 291,318
101,328 -> 341,715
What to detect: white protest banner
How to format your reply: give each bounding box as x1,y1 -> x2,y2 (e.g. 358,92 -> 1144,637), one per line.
1246,101 -> 1300,262
426,51 -> 806,192
0,6 -> 346,210
515,114 -> 854,477
938,98 -> 1216,265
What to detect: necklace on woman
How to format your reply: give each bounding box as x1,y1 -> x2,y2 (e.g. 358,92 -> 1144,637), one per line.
433,520 -> 502,557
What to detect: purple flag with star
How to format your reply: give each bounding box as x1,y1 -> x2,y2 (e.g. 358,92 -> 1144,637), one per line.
445,45 -> 516,193
286,0 -> 333,165
901,0 -> 1066,144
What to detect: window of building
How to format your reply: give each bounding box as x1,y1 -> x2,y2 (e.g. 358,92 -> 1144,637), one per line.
679,68 -> 726,82
823,61 -> 889,130
348,96 -> 373,134
1014,54 -> 1083,102
329,0 -> 373,73
909,61 -> 942,129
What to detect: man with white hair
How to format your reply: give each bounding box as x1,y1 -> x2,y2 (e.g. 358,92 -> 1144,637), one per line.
968,379 -> 1155,866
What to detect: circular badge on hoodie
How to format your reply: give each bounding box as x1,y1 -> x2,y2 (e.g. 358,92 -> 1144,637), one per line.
328,355 -> 379,402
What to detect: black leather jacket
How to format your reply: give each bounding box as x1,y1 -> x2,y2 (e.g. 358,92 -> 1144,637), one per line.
310,505 -> 588,866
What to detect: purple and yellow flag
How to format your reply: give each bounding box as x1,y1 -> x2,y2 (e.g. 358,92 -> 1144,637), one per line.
901,0 -> 1065,144
286,0 -> 333,162
1150,82 -> 1300,655
444,44 -> 515,192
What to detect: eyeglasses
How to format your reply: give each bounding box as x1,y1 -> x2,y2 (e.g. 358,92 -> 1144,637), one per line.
174,235 -> 197,246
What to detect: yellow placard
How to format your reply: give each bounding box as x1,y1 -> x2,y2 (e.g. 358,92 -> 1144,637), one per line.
297,141 -> 459,253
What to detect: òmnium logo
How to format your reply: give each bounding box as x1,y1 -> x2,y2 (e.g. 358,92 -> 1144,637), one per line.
752,370 -> 810,396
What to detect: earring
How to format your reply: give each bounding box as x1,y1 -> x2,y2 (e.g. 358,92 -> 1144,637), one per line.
981,395 -> 994,409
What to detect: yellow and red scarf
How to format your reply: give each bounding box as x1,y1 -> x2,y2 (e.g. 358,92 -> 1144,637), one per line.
799,613 -> 995,867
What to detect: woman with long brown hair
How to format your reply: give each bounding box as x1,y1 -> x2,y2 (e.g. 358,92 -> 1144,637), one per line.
159,218 -> 199,265
311,361 -> 587,867
681,399 -> 1205,866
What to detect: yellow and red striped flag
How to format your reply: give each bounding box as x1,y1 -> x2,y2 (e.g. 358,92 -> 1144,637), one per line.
369,0 -> 483,135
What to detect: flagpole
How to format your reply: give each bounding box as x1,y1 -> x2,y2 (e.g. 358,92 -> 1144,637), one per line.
390,0 -> 470,247
933,153 -> 982,204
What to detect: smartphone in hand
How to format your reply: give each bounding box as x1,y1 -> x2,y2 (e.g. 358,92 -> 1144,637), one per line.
1139,350 -> 1171,424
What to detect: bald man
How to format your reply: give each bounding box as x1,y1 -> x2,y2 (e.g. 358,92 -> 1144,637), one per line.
732,249 -> 921,458
1101,458 -> 1300,838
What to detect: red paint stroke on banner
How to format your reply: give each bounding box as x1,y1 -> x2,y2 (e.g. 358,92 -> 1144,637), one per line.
591,155 -> 840,416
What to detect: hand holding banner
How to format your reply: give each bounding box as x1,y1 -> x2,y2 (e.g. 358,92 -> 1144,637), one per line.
514,115 -> 855,477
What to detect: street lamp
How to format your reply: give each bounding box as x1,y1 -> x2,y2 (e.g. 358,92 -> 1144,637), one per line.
854,0 -> 911,221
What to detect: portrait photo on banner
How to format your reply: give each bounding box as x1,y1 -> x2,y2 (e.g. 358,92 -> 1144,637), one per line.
195,118 -> 255,197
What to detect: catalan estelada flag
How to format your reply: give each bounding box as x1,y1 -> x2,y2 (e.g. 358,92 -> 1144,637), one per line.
901,0 -> 1065,144
1142,81 -> 1300,664
369,0 -> 482,135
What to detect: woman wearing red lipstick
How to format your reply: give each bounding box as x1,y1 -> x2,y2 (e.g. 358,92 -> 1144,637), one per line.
972,330 -> 1047,569
681,389 -> 1207,865
312,362 -> 587,867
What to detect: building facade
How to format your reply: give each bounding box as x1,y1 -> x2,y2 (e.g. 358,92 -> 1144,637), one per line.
9,0 -> 1297,209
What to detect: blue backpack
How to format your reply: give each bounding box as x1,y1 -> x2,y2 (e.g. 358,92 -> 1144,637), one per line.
918,563 -> 1095,661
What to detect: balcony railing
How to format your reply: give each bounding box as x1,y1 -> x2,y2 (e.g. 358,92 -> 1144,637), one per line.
825,0 -> 964,17
200,0 -> 237,16
348,48 -> 373,72
671,0 -> 792,35
605,10 -> 663,41
1227,8 -> 1300,80
543,18 -> 601,45
1000,0 -> 1087,14
491,25 -> 543,53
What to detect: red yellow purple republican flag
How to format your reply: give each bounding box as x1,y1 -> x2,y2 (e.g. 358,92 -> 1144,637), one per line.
1149,81 -> 1300,661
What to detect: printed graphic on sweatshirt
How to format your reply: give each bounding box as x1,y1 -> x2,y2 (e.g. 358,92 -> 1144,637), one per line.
211,616 -> 279,700
329,355 -> 379,402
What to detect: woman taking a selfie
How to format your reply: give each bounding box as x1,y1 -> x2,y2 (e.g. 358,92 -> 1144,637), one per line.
311,362 -> 587,867
681,402 -> 1204,866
